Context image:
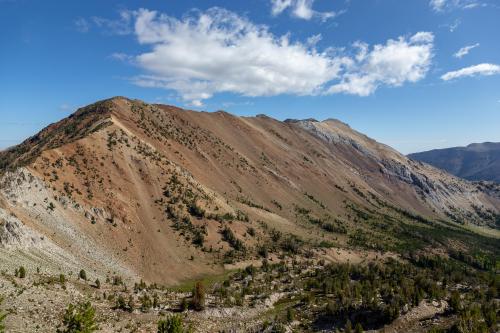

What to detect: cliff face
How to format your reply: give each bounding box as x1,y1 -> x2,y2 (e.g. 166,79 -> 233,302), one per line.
0,97 -> 498,283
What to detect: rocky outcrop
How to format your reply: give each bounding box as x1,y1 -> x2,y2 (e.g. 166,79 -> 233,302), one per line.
0,208 -> 43,248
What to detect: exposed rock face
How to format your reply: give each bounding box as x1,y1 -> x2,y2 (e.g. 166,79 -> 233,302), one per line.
0,208 -> 42,248
409,142 -> 500,182
293,119 -> 499,222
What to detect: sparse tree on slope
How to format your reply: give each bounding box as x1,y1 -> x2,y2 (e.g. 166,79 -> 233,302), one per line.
191,281 -> 205,311
157,314 -> 192,333
57,301 -> 98,333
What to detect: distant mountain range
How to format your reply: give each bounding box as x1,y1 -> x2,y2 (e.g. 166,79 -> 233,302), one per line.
409,142 -> 500,183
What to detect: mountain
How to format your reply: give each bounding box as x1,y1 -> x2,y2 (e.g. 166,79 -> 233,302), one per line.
0,97 -> 499,332
409,142 -> 500,183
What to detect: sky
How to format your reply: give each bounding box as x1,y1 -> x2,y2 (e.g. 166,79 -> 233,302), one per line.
1,0 -> 500,154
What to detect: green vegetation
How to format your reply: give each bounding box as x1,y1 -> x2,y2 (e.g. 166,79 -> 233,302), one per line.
221,226 -> 245,251
57,301 -> 98,333
0,296 -> 6,333
236,196 -> 271,212
15,266 -> 26,279
157,315 -> 191,333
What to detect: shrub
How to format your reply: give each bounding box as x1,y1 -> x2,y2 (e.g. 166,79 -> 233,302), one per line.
127,295 -> 135,312
57,301 -> 98,333
79,270 -> 87,281
112,275 -> 123,286
246,227 -> 256,237
192,230 -> 205,247
140,294 -> 152,312
187,202 -> 205,218
452,305 -> 489,333
115,295 -> 127,311
0,296 -> 6,333
157,314 -> 191,333
221,226 -> 245,251
286,307 -> 294,322
18,266 -> 26,279
449,291 -> 461,313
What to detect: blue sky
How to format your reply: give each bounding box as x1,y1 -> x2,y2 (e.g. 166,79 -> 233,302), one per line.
1,0 -> 499,154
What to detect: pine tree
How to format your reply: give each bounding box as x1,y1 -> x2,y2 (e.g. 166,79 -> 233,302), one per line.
79,270 -> 87,281
191,281 -> 205,311
127,295 -> 135,313
140,294 -> 152,312
18,266 -> 26,279
153,293 -> 159,309
57,301 -> 98,333
115,295 -> 126,311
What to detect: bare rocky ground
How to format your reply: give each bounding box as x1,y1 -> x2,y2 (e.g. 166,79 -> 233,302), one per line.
0,252 -> 469,333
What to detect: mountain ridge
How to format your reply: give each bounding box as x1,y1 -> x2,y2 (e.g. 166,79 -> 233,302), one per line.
409,142 -> 500,183
0,96 -> 498,285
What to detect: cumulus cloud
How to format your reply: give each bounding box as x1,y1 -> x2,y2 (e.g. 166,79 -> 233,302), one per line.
441,63 -> 500,80
130,8 -> 346,102
328,32 -> 434,96
270,0 -> 339,21
110,8 -> 434,103
453,43 -> 479,58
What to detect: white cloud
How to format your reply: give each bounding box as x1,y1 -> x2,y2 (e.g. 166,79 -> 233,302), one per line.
270,0 -> 339,21
430,0 -> 447,11
453,43 -> 479,58
306,33 -> 322,46
270,0 -> 293,15
113,8 -> 433,103
430,0 -> 485,11
441,63 -> 500,80
92,10 -> 133,35
130,8 -> 345,102
75,18 -> 90,33
328,33 -> 434,96
189,100 -> 204,108
448,19 -> 461,32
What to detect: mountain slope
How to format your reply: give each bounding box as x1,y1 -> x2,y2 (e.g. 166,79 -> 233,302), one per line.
0,97 -> 499,286
409,142 -> 500,183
